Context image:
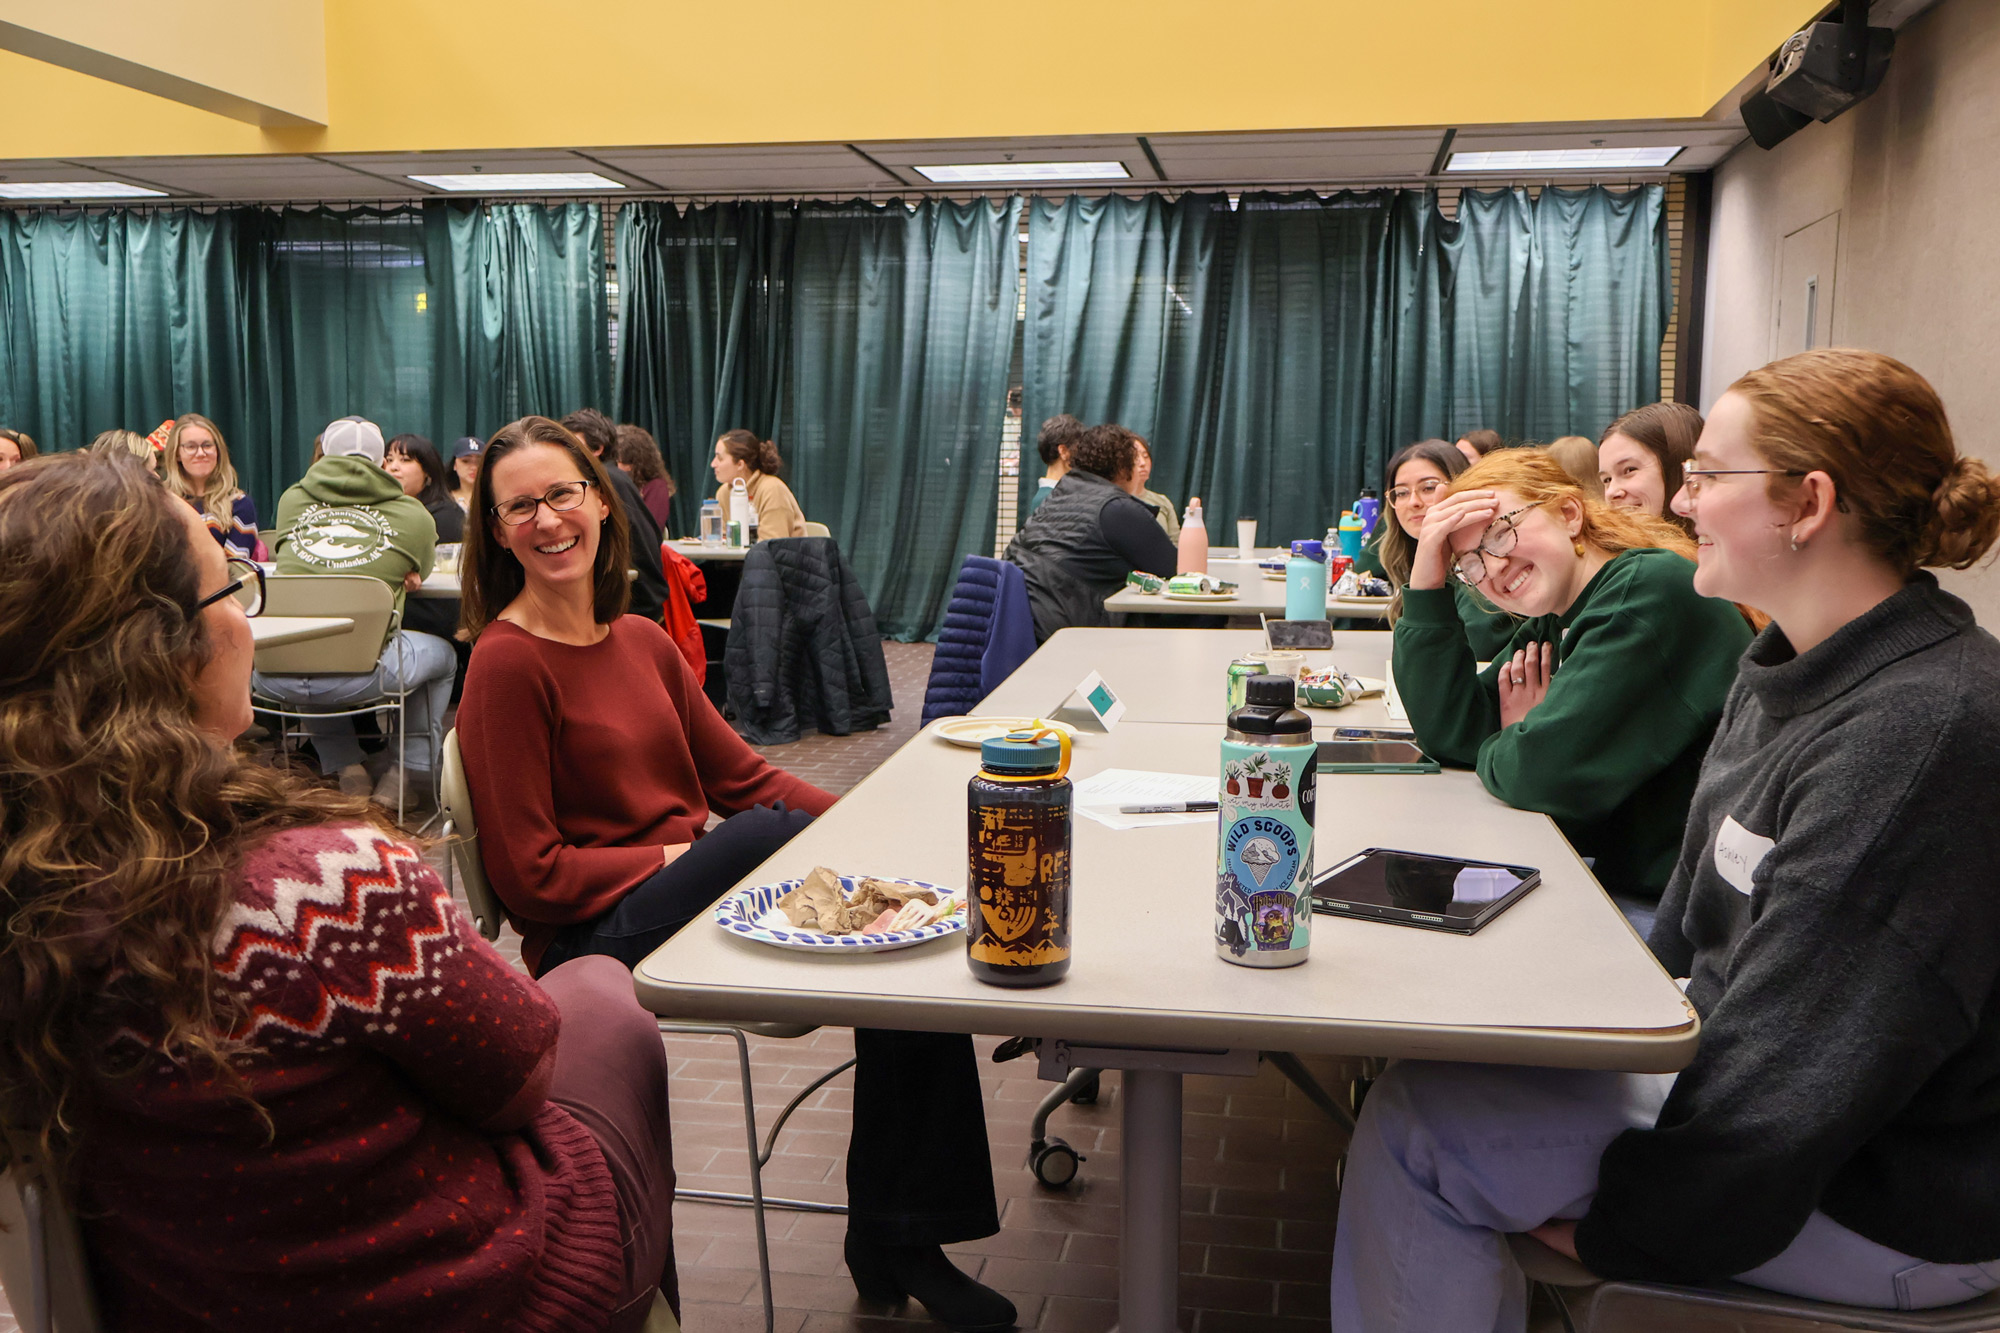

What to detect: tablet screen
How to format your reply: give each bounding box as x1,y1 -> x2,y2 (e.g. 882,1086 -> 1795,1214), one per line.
1311,849 -> 1537,921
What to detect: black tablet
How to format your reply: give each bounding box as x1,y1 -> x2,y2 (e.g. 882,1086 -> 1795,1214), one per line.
1309,847 -> 1541,934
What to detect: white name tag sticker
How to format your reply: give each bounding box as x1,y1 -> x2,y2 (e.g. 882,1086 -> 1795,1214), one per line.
1713,815 -> 1774,896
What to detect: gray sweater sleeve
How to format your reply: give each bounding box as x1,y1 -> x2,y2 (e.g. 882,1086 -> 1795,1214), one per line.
1578,653 -> 2000,1281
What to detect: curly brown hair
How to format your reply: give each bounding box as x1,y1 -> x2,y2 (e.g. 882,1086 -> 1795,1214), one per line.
0,452 -> 383,1177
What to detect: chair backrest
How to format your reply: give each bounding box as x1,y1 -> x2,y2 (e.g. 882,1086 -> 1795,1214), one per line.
439,730 -> 504,941
0,1140 -> 105,1333
800,520 -> 831,539
254,575 -> 396,674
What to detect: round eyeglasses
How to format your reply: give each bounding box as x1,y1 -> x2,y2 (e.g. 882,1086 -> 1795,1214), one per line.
194,557 -> 265,617
492,479 -> 594,525
1389,477 -> 1447,508
1451,503 -> 1546,587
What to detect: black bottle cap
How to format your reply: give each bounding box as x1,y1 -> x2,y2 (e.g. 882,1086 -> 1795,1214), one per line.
1245,675 -> 1294,707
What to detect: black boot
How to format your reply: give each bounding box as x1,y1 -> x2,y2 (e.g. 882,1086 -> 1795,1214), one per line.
843,1234 -> 1018,1331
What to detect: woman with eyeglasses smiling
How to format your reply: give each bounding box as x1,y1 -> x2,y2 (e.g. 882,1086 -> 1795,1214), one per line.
1361,438 -> 1515,658
1332,351 -> 2000,1331
457,416 -> 1019,1333
1390,448 -> 1750,929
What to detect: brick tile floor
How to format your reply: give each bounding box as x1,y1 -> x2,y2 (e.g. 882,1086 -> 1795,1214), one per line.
0,640 -> 1568,1333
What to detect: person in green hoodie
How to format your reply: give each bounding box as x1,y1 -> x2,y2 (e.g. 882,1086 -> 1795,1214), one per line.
253,416 -> 450,810
1371,438 -> 1517,659
1391,447 -> 1749,928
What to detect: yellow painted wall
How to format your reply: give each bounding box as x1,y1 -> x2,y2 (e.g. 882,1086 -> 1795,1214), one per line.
0,0 -> 325,125
0,0 -> 1822,159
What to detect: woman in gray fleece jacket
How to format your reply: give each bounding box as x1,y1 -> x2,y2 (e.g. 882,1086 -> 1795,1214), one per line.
1330,349 -> 2000,1330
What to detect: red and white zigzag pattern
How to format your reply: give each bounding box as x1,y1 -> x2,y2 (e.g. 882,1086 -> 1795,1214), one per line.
215,825 -> 467,1046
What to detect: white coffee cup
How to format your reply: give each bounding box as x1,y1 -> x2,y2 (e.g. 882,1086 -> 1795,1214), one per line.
1236,518 -> 1258,556
1248,649 -> 1304,679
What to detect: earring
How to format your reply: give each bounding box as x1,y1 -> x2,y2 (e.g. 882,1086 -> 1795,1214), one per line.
1573,541 -> 1585,557
1789,531 -> 1804,552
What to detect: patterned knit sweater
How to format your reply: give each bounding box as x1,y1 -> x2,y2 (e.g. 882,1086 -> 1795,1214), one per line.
77,824 -> 627,1333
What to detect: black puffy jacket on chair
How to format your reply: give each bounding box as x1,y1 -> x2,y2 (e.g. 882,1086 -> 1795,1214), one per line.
725,537 -> 894,745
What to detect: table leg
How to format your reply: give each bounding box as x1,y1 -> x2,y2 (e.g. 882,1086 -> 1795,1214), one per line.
1118,1067 -> 1186,1333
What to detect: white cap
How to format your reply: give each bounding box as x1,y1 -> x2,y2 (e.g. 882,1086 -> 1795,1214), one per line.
320,417 -> 385,466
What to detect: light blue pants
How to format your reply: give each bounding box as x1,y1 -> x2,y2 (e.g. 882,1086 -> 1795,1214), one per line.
1329,1060 -> 2000,1332
253,629 -> 456,777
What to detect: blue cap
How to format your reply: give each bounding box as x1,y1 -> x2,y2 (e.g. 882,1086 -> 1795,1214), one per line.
1290,539 -> 1326,562
980,731 -> 1064,773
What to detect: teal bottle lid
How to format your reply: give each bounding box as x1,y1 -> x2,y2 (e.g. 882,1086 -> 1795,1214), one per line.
980,731 -> 1064,774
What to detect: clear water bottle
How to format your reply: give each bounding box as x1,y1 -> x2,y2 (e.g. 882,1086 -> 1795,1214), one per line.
730,478 -> 750,547
699,499 -> 724,546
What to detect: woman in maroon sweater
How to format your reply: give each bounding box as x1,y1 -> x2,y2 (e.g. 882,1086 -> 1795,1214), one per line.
0,452 -> 674,1332
456,417 -> 1014,1333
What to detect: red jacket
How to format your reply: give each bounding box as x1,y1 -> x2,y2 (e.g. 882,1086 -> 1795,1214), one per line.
660,543 -> 708,685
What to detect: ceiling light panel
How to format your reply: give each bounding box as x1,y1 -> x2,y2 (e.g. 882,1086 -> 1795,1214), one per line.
1446,147 -> 1682,172
913,161 -> 1131,183
407,172 -> 626,191
0,181 -> 168,198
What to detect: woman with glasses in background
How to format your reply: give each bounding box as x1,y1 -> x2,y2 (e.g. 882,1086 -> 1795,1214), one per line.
1366,438 -> 1515,658
1390,448 -> 1750,928
456,416 -> 1017,1333
164,412 -> 260,559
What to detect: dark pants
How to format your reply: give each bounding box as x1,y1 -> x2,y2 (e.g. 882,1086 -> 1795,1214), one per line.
539,954 -> 679,1329
535,805 -> 1001,1248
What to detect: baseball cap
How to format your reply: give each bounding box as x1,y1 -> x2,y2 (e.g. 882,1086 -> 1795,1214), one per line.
320,416 -> 385,466
451,436 -> 485,461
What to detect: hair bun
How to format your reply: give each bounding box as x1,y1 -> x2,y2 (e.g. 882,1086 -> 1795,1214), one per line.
757,438 -> 785,475
1916,455 -> 2000,571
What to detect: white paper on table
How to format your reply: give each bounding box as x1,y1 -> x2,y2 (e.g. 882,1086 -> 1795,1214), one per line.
1382,661 -> 1409,722
1072,768 -> 1220,831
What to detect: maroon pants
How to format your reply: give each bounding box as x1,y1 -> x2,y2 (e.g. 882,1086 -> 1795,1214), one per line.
539,955 -> 679,1329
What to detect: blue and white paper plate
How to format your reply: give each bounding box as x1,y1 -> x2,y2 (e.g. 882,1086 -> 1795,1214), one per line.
713,875 -> 966,954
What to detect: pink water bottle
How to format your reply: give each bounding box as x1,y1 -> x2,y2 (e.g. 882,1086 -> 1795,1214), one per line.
1178,497 -> 1209,574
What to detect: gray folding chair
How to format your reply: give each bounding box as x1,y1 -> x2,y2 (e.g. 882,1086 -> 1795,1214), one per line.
0,1137 -> 103,1333
252,574 -> 437,826
439,730 -> 849,1333
1510,1233 -> 2000,1333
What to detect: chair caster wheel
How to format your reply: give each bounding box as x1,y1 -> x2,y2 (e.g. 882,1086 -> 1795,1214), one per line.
1029,1137 -> 1084,1189
1349,1075 -> 1374,1116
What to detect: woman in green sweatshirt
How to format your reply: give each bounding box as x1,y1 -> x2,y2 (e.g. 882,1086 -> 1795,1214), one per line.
1391,448 -> 1750,918
1336,349 -> 2000,1330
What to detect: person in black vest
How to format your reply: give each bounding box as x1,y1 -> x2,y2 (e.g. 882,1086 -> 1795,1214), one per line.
1005,422 -> 1177,643
562,408 -> 668,625
1329,348 -> 2000,1328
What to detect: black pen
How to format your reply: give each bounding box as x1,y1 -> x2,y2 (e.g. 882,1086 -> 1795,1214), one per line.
1118,801 -> 1220,814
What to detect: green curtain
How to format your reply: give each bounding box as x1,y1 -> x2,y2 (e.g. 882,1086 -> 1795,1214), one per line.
614,200 -> 793,536
1021,192 -> 1231,524
0,202 -> 609,523
785,197 -> 1022,640
1444,186 -> 1670,444
431,201 -> 610,448
1021,183 -> 1670,549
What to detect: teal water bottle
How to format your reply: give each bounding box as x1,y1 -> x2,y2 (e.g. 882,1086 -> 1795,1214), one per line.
1284,539 -> 1328,621
1337,510 -> 1365,560
1217,675 -> 1315,968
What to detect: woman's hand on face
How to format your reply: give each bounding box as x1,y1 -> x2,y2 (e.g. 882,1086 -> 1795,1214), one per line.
1407,490 -> 1500,590
1498,641 -> 1554,728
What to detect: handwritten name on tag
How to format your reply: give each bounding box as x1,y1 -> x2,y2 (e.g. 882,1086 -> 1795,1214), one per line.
1713,815 -> 1774,896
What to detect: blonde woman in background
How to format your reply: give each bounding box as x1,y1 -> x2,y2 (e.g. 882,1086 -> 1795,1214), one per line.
164,412 -> 259,559
0,428 -> 34,470
1545,435 -> 1606,501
